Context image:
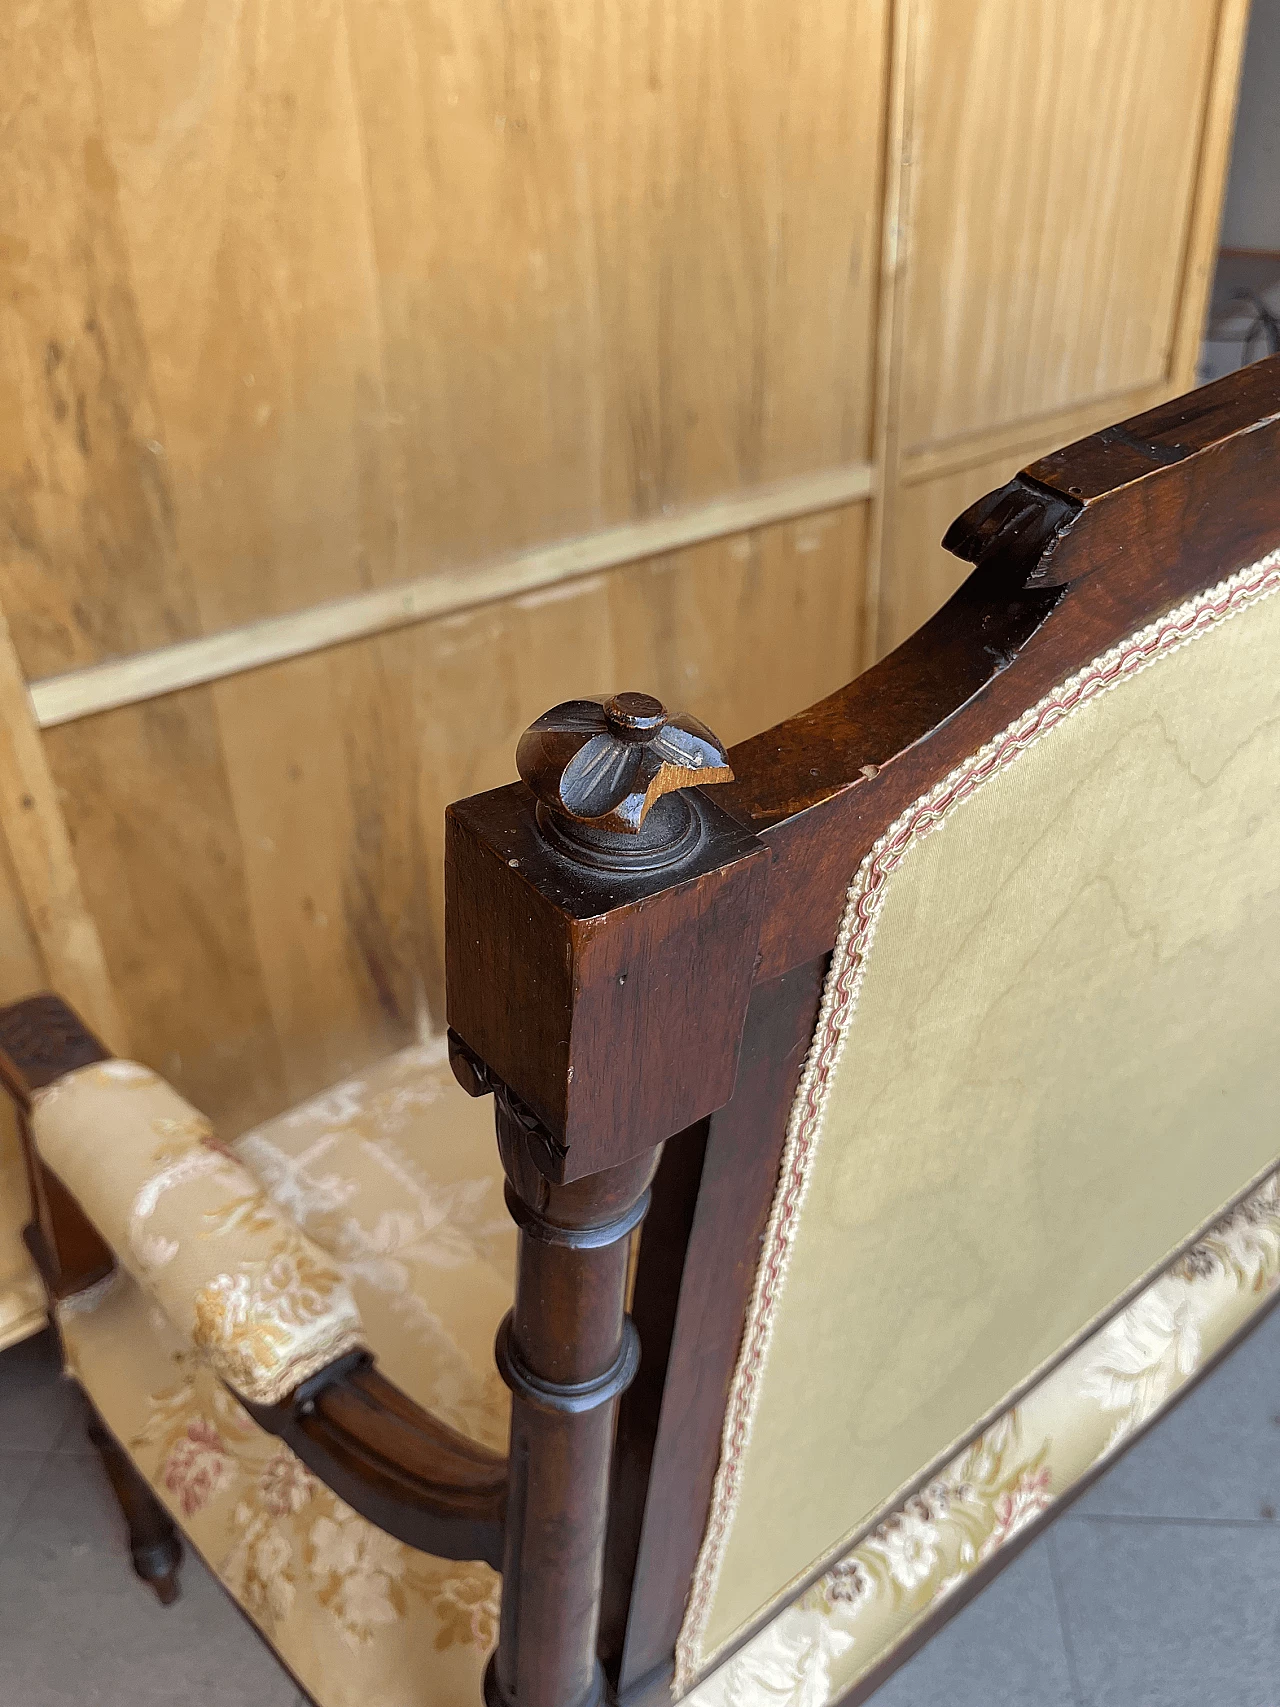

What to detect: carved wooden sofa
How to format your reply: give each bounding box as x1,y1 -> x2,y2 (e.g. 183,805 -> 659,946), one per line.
2,355 -> 1279,1707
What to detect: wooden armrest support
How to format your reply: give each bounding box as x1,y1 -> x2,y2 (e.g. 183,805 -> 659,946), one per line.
245,1356 -> 506,1569
0,993 -> 507,1568
0,992 -> 113,1103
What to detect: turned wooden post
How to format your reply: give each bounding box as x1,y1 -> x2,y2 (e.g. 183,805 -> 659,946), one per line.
446,694 -> 769,1707
462,1069 -> 659,1707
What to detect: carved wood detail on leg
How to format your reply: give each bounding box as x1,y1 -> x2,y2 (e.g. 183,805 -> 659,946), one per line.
486,1077 -> 659,1707
450,1036 -> 659,1707
83,1402 -> 184,1606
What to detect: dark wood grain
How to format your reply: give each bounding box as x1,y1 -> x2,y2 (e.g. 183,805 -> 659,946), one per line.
0,992 -> 112,1101
84,1403 -> 184,1605
598,1117 -> 710,1681
0,994 -> 115,1299
488,1103 -> 661,1707
245,1359 -> 507,1570
611,957 -> 829,1693
446,780 -> 769,1182
723,354 -> 1280,981
1025,354 -> 1280,502
516,693 -> 733,834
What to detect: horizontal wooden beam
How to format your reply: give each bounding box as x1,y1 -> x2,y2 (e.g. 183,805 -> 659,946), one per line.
27,464 -> 874,729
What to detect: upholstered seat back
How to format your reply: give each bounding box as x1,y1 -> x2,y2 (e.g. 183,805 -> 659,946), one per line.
679,560 -> 1280,1676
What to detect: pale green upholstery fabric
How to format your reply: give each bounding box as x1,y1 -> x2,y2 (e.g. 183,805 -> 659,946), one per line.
678,557 -> 1280,1685
685,1165 -> 1280,1707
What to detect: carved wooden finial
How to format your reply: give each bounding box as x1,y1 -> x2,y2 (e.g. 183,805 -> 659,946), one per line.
516,692 -> 733,838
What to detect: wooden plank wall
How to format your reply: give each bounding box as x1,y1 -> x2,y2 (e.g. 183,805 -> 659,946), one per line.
0,0 -> 1248,1142
871,0 -> 1250,651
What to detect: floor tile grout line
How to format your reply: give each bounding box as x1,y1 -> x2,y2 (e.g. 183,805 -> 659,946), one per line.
1046,1526 -> 1089,1707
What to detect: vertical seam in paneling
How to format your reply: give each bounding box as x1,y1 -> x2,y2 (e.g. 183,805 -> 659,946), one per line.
0,603 -> 128,1051
338,0 -> 406,589
862,0 -> 917,668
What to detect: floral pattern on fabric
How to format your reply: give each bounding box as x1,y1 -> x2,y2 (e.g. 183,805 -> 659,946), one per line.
32,1060 -> 364,1404
128,1351 -> 500,1653
54,1041 -> 511,1707
684,1167 -> 1280,1707
231,1043 -> 514,1450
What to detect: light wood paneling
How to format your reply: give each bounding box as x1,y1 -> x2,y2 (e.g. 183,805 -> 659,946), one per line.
0,607 -> 125,1049
344,0 -> 886,559
45,505 -> 866,1132
82,0 -> 400,643
2,0 -> 888,678
0,0 -> 199,677
1167,0 -> 1253,385
0,0 -> 1246,1145
41,688 -> 289,1125
898,0 -> 1222,453
871,0 -> 1247,660
28,462 -> 873,728
0,789 -> 52,1350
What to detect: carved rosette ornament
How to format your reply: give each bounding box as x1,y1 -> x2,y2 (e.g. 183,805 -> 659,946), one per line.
517,692 -> 733,869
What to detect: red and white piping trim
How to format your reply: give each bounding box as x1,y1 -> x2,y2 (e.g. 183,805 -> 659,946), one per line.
673,551 -> 1280,1693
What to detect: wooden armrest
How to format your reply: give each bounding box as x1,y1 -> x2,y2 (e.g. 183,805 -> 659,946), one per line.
0,993 -> 507,1568
245,1356 -> 506,1569
0,993 -> 115,1300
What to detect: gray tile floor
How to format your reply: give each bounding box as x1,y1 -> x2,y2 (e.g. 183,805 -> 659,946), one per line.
2,1313 -> 1279,1706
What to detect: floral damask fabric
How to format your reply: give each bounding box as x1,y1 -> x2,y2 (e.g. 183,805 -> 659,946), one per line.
61,1276 -> 499,1707
232,1043 -> 513,1449
56,1040 -> 512,1707
684,1167 -> 1280,1707
33,1061 -> 365,1404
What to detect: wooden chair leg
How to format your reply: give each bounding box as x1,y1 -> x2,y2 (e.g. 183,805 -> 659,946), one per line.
84,1405 -> 183,1606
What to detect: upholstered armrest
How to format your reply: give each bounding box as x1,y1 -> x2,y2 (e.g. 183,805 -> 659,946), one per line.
1,994 -> 506,1566
31,1061 -> 365,1406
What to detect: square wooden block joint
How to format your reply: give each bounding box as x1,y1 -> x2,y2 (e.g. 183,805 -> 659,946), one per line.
445,782 -> 769,1182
